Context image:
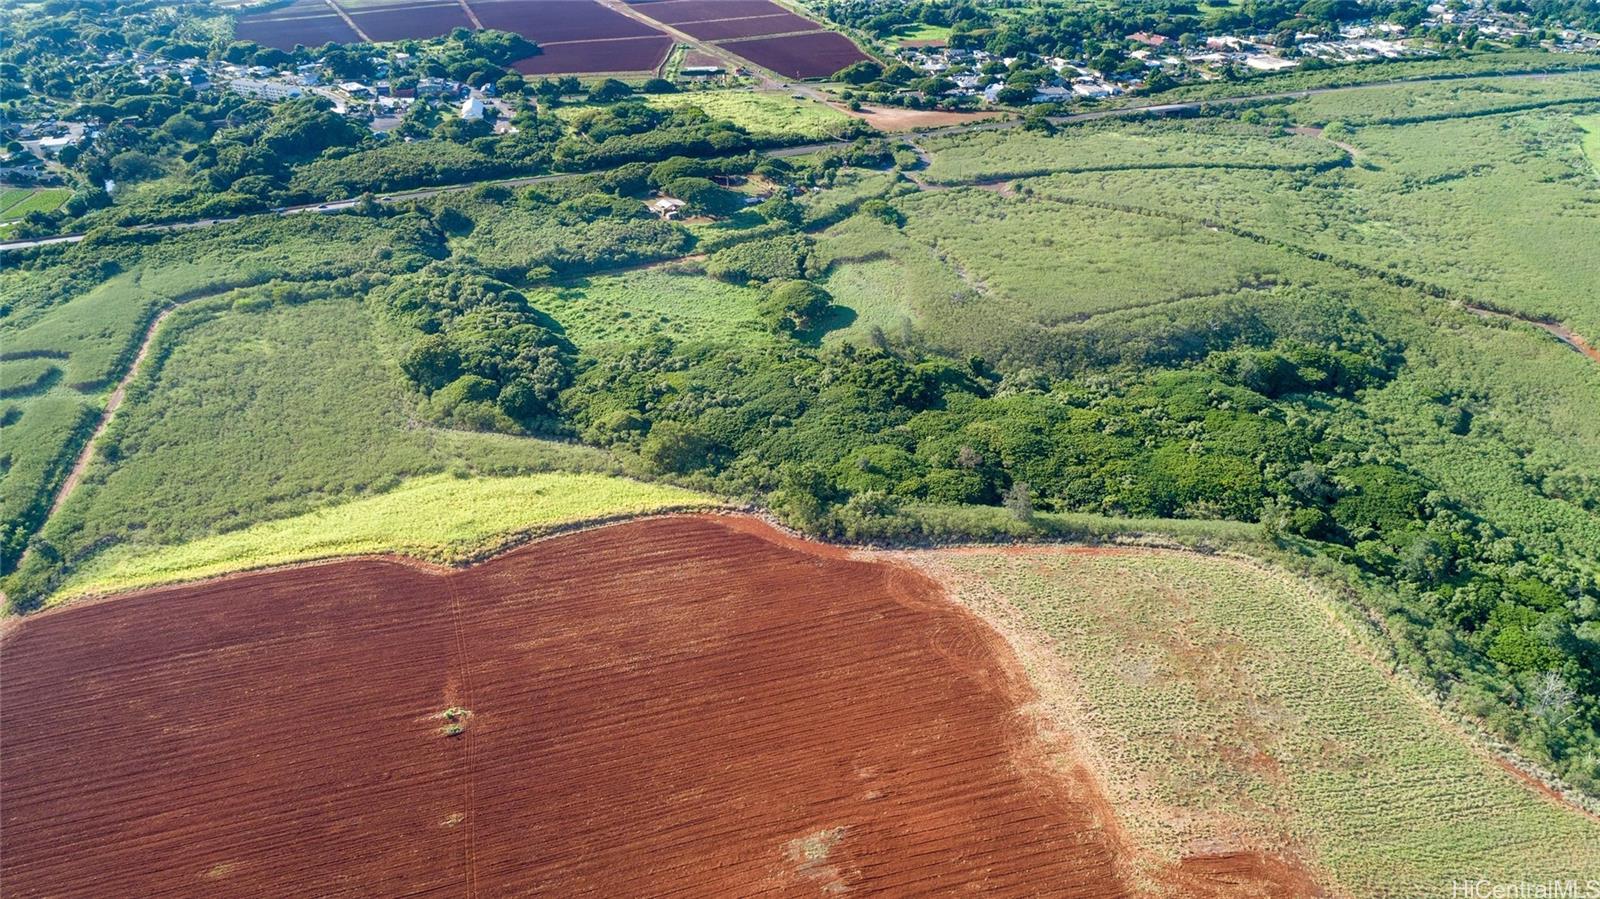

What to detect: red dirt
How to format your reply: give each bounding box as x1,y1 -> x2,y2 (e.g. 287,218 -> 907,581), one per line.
1465,304 -> 1600,365
234,11 -> 361,49
511,34 -> 674,74
0,515 -> 1132,897
850,103 -> 1004,132
714,30 -> 869,79
676,12 -> 820,40
348,3 -> 473,42
1169,851 -> 1325,898
473,0 -> 664,43
627,0 -> 794,25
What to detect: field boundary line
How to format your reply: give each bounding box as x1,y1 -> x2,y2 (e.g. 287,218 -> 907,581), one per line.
322,0 -> 373,42
455,0 -> 484,30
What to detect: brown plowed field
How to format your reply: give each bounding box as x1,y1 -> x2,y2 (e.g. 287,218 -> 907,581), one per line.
1,516 -> 1130,897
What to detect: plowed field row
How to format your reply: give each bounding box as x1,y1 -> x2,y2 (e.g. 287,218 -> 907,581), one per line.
1,516 -> 1129,897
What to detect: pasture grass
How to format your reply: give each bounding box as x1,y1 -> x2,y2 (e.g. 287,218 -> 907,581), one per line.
1,272 -> 164,389
1026,102 -> 1600,337
0,215 -> 428,570
0,357 -> 61,397
886,22 -> 950,45
558,90 -> 853,140
1283,71 -> 1600,125
0,391 -> 97,550
919,119 -> 1347,184
52,471 -> 716,603
1578,114 -> 1600,176
645,90 -> 852,138
929,550 -> 1600,894
533,268 -> 769,348
41,293 -> 629,560
887,187 -> 1316,350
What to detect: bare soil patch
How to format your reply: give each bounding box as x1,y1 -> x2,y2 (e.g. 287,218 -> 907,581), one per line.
849,104 -> 1003,132
1,515 -> 1131,897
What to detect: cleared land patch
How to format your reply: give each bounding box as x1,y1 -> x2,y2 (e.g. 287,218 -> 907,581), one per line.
915,549 -> 1600,895
3,516 -> 1131,896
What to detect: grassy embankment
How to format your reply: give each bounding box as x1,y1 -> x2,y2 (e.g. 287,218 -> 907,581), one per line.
50,471 -> 716,604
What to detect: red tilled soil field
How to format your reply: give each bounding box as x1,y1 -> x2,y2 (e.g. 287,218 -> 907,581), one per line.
474,0 -> 665,43
676,12 -> 820,41
716,30 -> 869,79
0,516 -> 1130,897
235,9 -> 362,50
349,2 -> 473,42
626,0 -> 795,25
511,34 -> 674,73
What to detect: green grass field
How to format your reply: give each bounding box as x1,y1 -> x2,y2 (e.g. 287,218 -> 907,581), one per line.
558,90 -> 853,140
1024,101 -> 1600,338
535,268 -> 768,348
919,119 -> 1348,184
645,90 -> 852,138
886,22 -> 950,45
1578,114 -> 1600,176
51,471 -> 714,603
35,293 -> 628,576
1283,72 -> 1600,125
0,186 -> 71,220
928,550 -> 1600,894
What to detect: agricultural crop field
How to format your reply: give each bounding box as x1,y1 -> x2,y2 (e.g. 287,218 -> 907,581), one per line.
348,2 -> 473,42
625,0 -> 871,78
230,0 -> 869,75
1,517 -> 1131,895
234,0 -> 680,73
0,187 -> 71,235
234,1 -> 360,49
7,19 -> 1600,896
919,549 -> 1600,895
716,30 -> 868,78
511,35 -> 674,75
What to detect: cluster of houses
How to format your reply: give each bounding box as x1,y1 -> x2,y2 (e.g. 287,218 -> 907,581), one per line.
219,63 -> 519,133
896,46 -> 1127,104
897,0 -> 1597,104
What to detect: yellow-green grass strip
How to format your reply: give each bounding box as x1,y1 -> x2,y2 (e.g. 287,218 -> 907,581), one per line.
52,472 -> 719,604
1577,115 -> 1600,177
558,90 -> 851,140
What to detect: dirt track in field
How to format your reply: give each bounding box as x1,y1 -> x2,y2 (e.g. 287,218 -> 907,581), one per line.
0,515 -> 1134,897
